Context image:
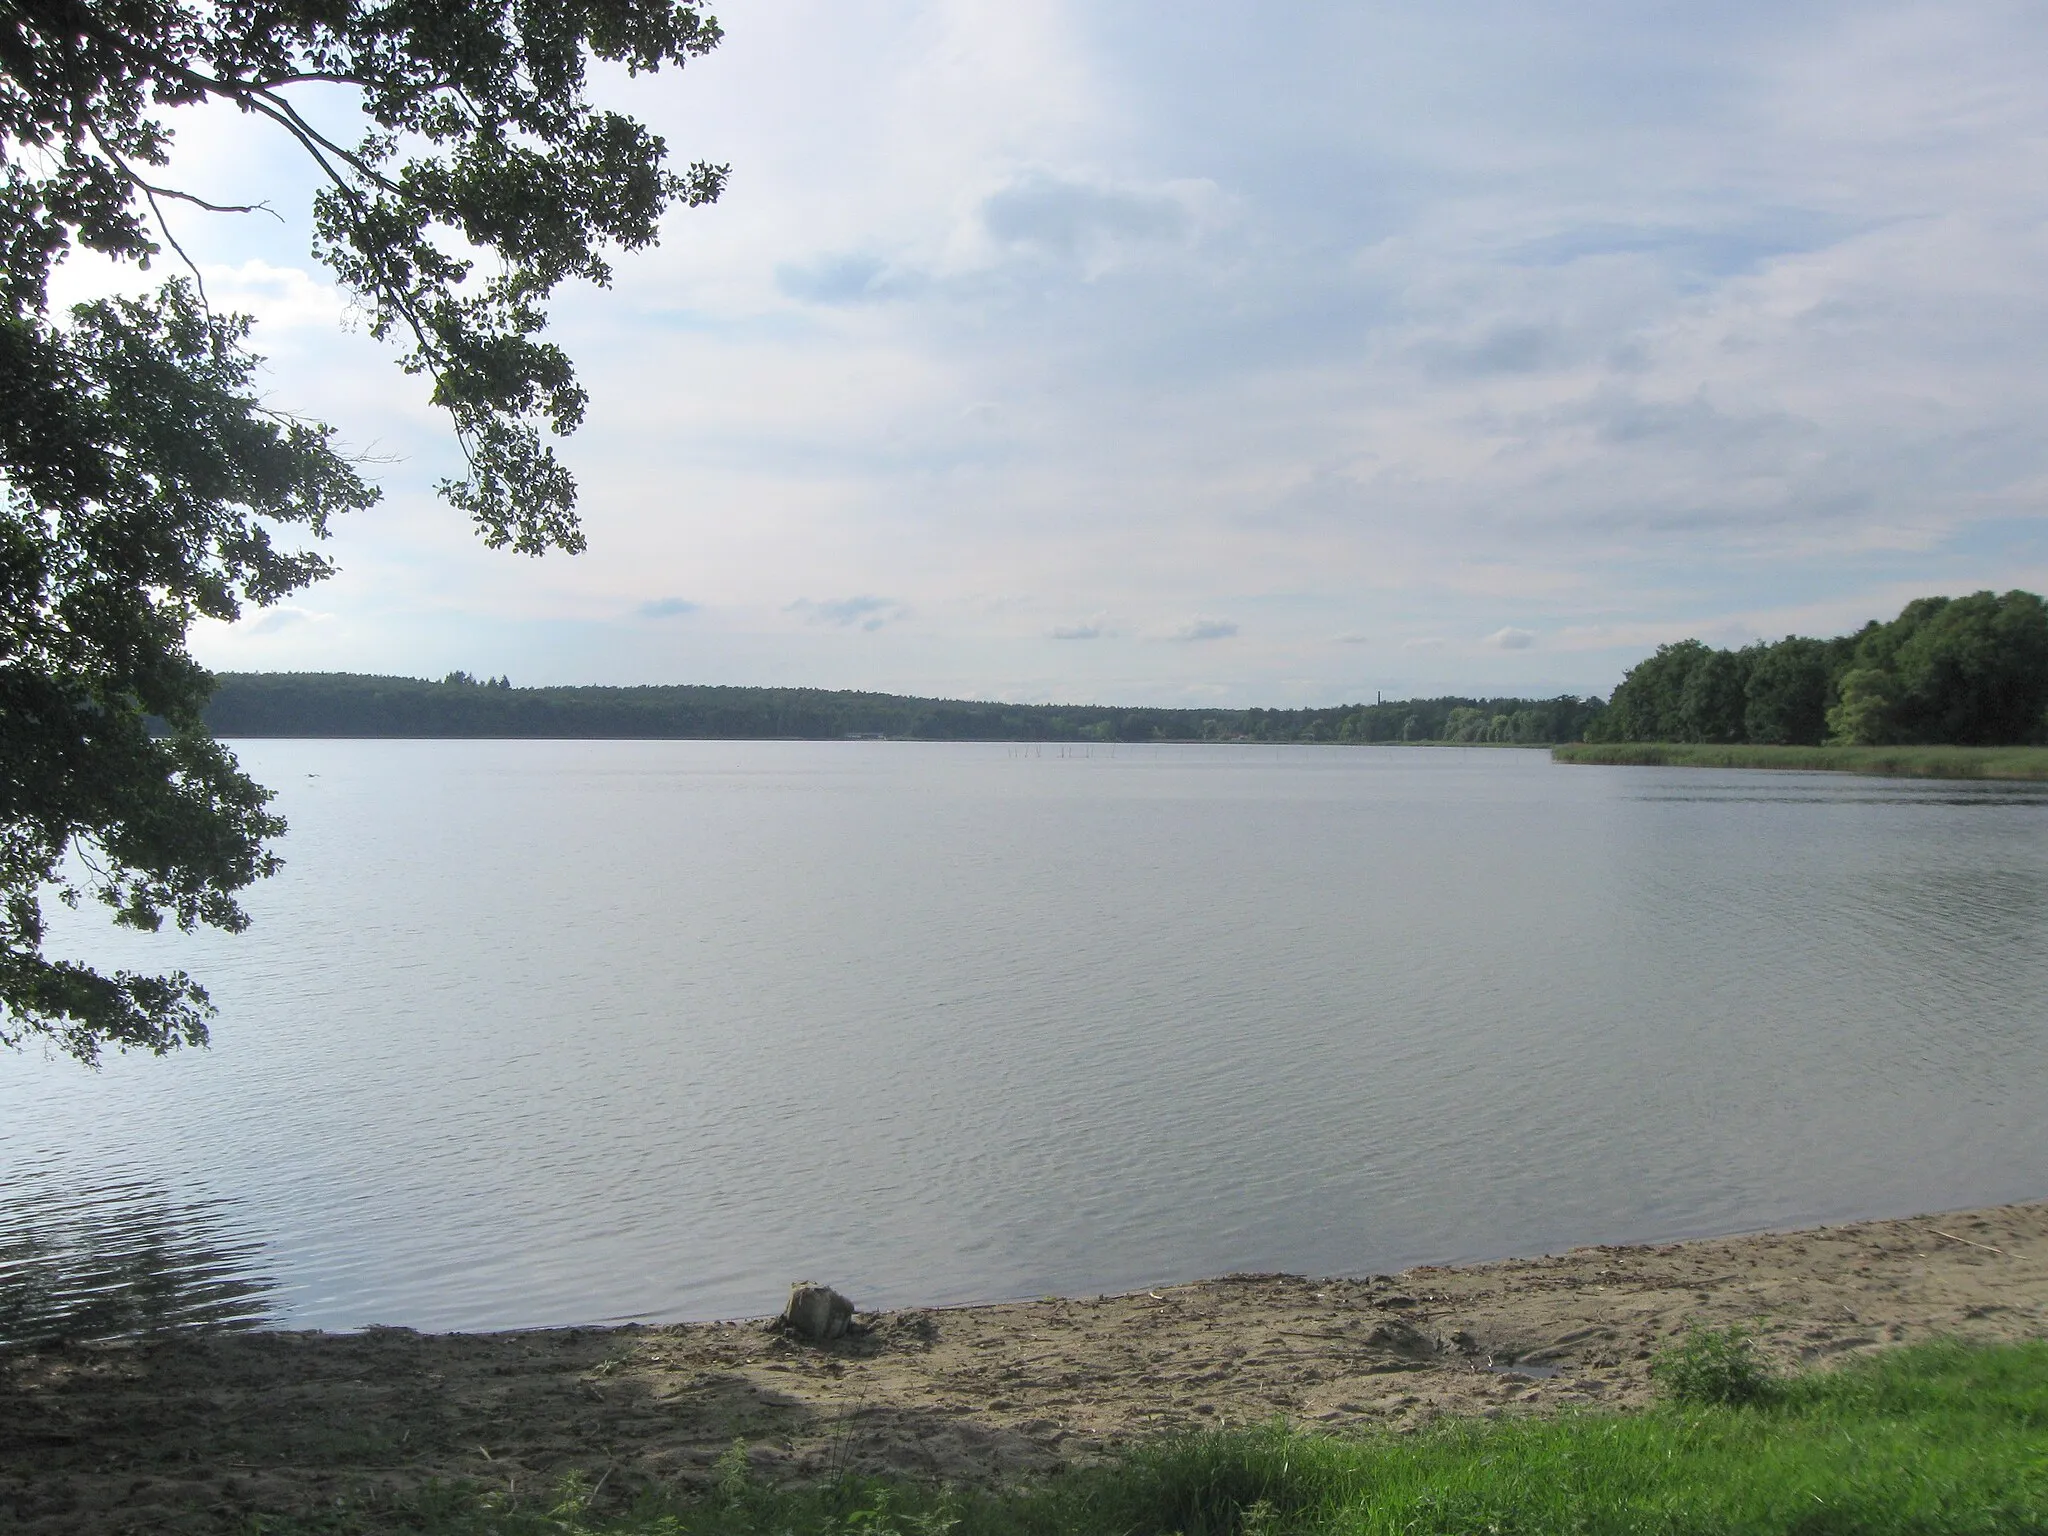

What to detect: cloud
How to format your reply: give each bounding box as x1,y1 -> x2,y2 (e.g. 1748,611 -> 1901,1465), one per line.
637,597 -> 700,619
1050,622 -> 1103,640
985,174 -> 1185,248
244,605 -> 332,635
788,595 -> 908,632
1483,627 -> 1537,650
173,0 -> 2048,704
1421,323 -> 1557,377
200,261 -> 346,330
1171,617 -> 1239,642
979,173 -> 1217,271
1329,632 -> 1370,645
775,253 -> 919,305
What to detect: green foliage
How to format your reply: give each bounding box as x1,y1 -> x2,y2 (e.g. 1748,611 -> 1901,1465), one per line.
712,1438 -> 754,1506
1676,646 -> 1750,744
1868,590 -> 2048,745
0,284 -> 377,1062
1,0 -> 724,1062
1825,666 -> 1897,745
1595,638 -> 1713,743
1598,591 -> 2048,750
196,674 -> 1611,745
0,0 -> 725,552
1437,705 -> 1569,744
1650,1325 -> 1780,1406
1742,636 -> 1837,746
253,1340 -> 2048,1536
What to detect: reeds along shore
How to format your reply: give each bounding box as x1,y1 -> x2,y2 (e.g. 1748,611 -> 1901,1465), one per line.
1552,741 -> 2048,779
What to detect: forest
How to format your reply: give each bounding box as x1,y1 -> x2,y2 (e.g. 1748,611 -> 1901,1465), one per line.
200,673 -> 1607,745
1590,590 -> 2048,747
198,591 -> 2048,749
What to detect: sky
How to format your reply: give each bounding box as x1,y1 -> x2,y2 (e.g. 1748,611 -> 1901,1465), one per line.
66,0 -> 2048,705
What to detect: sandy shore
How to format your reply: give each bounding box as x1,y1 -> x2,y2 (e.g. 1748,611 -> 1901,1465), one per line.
6,1199 -> 2046,1533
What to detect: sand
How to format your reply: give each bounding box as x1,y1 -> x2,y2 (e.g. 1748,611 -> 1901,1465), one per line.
5,1199 -> 2045,1533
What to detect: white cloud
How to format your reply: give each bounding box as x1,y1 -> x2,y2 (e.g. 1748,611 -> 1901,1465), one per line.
788,595 -> 909,632
984,175 -> 1188,251
1170,617 -> 1239,642
244,605 -> 334,635
775,253 -> 927,306
975,172 -> 1224,278
168,0 -> 2048,704
637,597 -> 700,619
201,260 -> 347,330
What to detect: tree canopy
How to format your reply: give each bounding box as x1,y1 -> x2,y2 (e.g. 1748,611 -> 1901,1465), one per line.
2,0 -> 725,1063
1588,592 -> 2048,749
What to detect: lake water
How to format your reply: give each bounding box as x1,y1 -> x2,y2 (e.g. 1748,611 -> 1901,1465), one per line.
4,740 -> 2047,1342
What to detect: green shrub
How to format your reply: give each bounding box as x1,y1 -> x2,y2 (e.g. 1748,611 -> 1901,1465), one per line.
1651,1324 -> 1780,1406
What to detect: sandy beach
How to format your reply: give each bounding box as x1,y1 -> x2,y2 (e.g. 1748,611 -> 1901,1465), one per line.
5,1199 -> 2045,1533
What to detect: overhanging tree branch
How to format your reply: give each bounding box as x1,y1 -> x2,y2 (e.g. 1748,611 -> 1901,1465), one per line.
1,0 -> 726,1062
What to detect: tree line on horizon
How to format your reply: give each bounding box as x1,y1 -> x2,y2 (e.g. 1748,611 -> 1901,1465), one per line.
200,673 -> 1608,747
192,589 -> 2048,752
1590,590 -> 2048,747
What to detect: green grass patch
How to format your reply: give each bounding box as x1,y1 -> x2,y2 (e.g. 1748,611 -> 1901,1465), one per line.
1552,741 -> 2048,779
253,1339 -> 2048,1536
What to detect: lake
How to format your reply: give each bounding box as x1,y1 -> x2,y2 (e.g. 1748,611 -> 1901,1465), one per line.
4,740 -> 2046,1342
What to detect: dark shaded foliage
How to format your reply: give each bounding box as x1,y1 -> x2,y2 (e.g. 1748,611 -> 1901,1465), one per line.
1867,591 -> 2048,745
1677,646 -> 1750,744
1594,639 -> 1711,743
1742,636 -> 1838,746
201,674 -> 1610,747
1,287 -> 372,1062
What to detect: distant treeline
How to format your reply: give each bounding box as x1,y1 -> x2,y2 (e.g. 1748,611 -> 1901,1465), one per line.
1591,590 -> 2048,747
201,672 -> 1607,745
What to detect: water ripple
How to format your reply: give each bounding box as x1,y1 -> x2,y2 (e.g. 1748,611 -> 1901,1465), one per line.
0,1155 -> 278,1347
3,742 -> 2045,1332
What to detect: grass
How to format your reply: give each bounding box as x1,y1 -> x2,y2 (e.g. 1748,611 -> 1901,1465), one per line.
251,1338 -> 2048,1536
1552,741 -> 2048,779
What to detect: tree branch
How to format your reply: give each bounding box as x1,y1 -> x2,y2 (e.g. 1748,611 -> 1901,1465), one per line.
139,182 -> 212,311
84,119 -> 276,217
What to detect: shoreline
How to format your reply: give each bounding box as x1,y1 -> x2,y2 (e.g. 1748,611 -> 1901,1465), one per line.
1552,741 -> 2048,779
6,1198 -> 2046,1532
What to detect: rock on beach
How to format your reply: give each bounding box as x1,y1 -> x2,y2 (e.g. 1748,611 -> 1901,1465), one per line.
779,1281 -> 856,1342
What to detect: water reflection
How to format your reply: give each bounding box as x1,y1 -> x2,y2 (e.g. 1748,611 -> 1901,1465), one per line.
0,1160 -> 277,1346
